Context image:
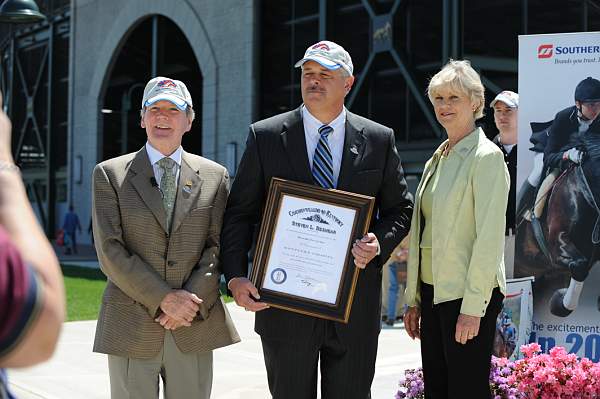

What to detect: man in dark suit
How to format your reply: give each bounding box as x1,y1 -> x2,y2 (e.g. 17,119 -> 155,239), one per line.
221,41 -> 413,399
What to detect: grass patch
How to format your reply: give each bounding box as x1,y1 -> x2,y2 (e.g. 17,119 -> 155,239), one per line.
62,265 -> 106,321
62,265 -> 233,321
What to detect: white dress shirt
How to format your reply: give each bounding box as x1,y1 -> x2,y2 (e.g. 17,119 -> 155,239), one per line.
145,141 -> 183,186
302,105 -> 346,188
502,143 -> 515,154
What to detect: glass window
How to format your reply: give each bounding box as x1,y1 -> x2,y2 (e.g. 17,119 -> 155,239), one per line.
464,0 -> 521,58
527,0 -> 582,35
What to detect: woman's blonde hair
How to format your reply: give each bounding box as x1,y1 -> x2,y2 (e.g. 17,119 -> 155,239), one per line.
427,59 -> 485,120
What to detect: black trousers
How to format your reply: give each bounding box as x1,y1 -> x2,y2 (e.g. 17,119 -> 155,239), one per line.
420,283 -> 503,399
261,319 -> 375,399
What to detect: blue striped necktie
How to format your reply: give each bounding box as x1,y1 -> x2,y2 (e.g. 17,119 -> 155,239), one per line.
312,125 -> 335,189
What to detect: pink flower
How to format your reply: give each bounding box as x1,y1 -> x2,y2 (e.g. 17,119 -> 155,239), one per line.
509,345 -> 600,398
399,345 -> 600,398
520,342 -> 541,358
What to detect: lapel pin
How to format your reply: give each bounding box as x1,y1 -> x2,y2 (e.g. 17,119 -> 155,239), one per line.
350,146 -> 359,155
183,180 -> 193,194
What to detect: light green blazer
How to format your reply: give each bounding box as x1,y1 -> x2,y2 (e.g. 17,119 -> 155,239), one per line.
405,128 -> 509,317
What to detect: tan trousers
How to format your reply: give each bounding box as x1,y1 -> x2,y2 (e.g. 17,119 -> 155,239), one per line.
533,170 -> 558,218
108,331 -> 213,399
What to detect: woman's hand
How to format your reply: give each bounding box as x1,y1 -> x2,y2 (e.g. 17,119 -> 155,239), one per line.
404,306 -> 421,340
455,313 -> 481,344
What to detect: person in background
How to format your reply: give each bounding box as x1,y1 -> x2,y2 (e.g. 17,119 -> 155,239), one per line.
0,93 -> 65,398
87,218 -> 94,245
62,205 -> 82,255
383,235 -> 409,326
491,91 -> 518,278
404,60 -> 508,399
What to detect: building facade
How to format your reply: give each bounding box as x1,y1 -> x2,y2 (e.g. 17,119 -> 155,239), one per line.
1,0 -> 599,242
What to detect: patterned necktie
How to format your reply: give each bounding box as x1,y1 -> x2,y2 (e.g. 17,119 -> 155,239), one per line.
312,125 -> 335,189
158,157 -> 177,229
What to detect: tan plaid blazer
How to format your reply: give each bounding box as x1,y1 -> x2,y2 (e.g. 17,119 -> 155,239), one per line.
92,148 -> 240,359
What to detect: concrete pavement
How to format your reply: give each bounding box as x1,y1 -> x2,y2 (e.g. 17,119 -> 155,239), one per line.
8,303 -> 421,398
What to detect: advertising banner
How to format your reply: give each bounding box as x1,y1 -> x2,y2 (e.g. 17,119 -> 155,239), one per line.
493,277 -> 534,361
515,32 -> 600,360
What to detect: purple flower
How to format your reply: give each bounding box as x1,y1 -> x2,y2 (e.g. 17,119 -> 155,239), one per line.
395,367 -> 425,399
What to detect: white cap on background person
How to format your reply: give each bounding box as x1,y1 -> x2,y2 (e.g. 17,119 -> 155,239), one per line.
490,90 -> 519,108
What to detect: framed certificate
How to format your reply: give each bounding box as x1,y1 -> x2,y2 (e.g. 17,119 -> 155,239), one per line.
250,178 -> 375,323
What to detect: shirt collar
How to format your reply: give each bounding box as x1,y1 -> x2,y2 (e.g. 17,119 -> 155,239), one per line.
434,127 -> 483,160
145,141 -> 183,166
302,105 -> 346,137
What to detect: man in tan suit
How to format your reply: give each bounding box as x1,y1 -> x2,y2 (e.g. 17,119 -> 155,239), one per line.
92,76 -> 239,399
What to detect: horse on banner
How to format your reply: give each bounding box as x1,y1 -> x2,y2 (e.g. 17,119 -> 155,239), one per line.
515,126 -> 600,317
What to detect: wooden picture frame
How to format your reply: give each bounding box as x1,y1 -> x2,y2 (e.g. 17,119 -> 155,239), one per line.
250,178 -> 375,323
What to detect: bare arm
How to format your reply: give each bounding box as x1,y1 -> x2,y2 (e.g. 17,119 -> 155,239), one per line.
0,96 -> 65,367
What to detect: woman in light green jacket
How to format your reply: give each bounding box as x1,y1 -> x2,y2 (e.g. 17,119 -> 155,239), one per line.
403,60 -> 509,399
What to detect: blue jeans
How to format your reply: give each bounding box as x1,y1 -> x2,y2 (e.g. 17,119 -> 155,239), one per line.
387,262 -> 400,320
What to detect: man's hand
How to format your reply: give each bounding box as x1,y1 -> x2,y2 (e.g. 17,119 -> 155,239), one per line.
404,306 -> 421,340
563,148 -> 583,164
159,290 -> 202,324
455,313 -> 481,344
228,277 -> 269,312
155,312 -> 189,330
351,232 -> 379,269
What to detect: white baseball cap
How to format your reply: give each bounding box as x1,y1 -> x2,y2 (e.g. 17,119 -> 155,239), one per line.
490,90 -> 519,108
294,41 -> 354,75
141,77 -> 193,111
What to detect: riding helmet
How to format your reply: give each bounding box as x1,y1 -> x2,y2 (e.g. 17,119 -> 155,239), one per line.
574,77 -> 600,103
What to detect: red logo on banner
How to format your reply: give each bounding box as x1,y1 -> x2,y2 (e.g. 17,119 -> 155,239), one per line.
312,42 -> 330,51
538,44 -> 554,59
157,79 -> 177,88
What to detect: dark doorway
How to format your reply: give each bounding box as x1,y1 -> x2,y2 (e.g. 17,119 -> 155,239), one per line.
100,15 -> 203,161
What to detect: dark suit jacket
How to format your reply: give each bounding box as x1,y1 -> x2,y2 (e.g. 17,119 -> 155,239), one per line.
221,106 -> 413,345
544,105 -> 600,170
493,135 -> 516,232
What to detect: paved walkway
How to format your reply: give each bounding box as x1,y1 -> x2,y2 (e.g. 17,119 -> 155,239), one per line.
8,304 -> 421,398
53,243 -> 99,268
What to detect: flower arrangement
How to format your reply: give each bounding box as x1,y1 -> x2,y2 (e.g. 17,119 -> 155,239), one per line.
395,344 -> 600,399
490,356 -> 519,398
509,343 -> 600,399
395,367 -> 424,399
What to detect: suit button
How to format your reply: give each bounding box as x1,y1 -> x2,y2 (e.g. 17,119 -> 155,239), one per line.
167,260 -> 177,267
